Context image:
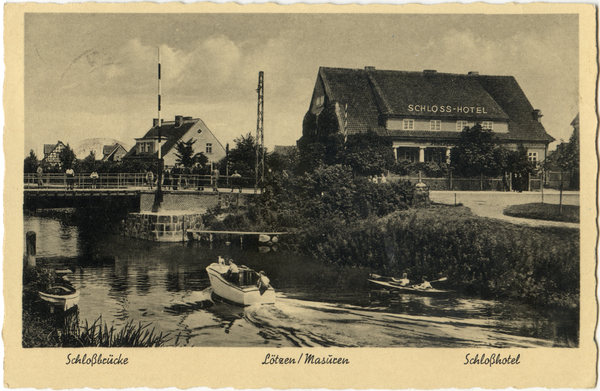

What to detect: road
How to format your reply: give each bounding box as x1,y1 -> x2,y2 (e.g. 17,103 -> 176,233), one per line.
430,190 -> 580,228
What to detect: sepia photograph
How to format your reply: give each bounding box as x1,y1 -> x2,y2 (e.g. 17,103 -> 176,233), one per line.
4,3 -> 597,389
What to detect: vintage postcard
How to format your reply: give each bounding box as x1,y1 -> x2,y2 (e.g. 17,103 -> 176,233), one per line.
3,2 -> 597,389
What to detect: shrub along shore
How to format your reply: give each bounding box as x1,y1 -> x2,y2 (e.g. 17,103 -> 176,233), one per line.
204,166 -> 579,311
300,205 -> 579,309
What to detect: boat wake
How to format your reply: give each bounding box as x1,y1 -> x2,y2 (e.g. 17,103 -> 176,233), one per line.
243,295 -> 554,348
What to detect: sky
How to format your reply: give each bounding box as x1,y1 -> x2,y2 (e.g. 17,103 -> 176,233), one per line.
24,12 -> 579,158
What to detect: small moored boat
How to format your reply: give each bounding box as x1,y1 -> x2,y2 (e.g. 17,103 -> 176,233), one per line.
206,258 -> 275,306
39,283 -> 80,311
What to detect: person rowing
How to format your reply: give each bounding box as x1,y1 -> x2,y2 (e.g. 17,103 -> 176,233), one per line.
414,276 -> 433,290
391,273 -> 410,286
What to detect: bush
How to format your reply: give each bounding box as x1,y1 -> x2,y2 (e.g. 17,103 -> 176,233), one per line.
299,205 -> 579,308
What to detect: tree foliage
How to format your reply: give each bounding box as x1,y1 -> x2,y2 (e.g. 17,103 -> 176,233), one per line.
224,133 -> 265,179
58,144 -> 77,170
342,130 -> 394,176
174,138 -> 202,168
24,150 -> 39,173
451,124 -> 509,177
507,144 -> 536,175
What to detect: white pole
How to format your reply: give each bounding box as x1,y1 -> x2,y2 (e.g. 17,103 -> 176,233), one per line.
157,47 -> 162,160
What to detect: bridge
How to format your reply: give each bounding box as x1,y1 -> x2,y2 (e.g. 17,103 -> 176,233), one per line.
24,172 -> 261,210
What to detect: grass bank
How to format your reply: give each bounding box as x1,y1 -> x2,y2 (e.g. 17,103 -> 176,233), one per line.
504,203 -> 579,223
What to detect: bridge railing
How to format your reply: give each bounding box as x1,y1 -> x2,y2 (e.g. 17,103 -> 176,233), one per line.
24,173 -> 257,190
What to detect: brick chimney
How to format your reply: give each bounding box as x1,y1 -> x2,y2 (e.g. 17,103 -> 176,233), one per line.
153,118 -> 159,127
175,115 -> 184,127
532,109 -> 543,122
365,66 -> 376,71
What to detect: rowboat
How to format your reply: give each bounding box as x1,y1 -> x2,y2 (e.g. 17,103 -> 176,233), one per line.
368,278 -> 451,296
39,283 -> 80,311
206,261 -> 275,306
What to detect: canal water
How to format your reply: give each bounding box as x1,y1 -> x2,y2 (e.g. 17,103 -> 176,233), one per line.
24,213 -> 577,348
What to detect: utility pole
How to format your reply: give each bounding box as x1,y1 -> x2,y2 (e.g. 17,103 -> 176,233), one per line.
255,71 -> 265,192
152,47 -> 164,212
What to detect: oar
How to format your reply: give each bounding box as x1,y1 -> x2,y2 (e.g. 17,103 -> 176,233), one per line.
429,277 -> 448,283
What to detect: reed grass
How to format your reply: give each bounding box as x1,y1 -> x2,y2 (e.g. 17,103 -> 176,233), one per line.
60,313 -> 171,347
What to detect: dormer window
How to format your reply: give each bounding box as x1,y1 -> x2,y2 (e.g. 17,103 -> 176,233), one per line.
315,95 -> 324,107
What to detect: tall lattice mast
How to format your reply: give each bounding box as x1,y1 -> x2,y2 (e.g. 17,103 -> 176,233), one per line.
255,71 -> 265,190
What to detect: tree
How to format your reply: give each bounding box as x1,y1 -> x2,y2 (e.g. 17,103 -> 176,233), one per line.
557,126 -> 579,190
58,144 -> 77,170
341,129 -> 394,176
24,150 -> 39,173
451,124 -> 508,177
225,133 -> 264,179
79,151 -> 97,172
174,138 -> 197,168
193,152 -> 209,169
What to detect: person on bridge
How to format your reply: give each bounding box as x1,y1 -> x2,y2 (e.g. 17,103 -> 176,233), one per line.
36,166 -> 44,188
66,167 -> 75,190
172,165 -> 180,191
231,170 -> 242,193
90,171 -> 99,189
146,170 -> 154,189
212,168 -> 220,191
163,166 -> 172,190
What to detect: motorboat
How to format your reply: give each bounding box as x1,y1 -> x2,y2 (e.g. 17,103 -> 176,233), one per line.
39,283 -> 80,311
206,258 -> 275,306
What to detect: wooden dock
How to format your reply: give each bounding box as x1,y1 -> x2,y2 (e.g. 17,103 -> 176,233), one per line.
186,230 -> 289,244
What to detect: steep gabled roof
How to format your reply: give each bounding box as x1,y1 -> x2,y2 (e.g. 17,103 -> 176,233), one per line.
319,67 -> 385,135
123,118 -> 199,159
318,67 -> 554,143
103,144 -> 118,156
44,141 -> 66,155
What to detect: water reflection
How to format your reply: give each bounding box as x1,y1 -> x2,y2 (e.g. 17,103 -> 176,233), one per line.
23,213 -> 577,347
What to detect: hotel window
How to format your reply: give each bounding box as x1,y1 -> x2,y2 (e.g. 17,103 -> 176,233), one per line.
481,121 -> 494,130
456,121 -> 468,132
403,119 -> 414,130
206,143 -> 213,154
430,120 -> 441,131
528,152 -> 538,162
147,143 -> 153,153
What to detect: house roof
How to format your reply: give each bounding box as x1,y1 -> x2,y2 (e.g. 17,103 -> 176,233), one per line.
273,145 -> 295,155
102,143 -> 127,161
103,144 -> 118,155
123,118 -> 200,159
44,141 -> 65,155
318,67 -> 555,143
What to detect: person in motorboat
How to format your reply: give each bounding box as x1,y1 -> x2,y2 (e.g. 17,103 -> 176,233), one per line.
225,260 -> 240,284
256,271 -> 270,295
